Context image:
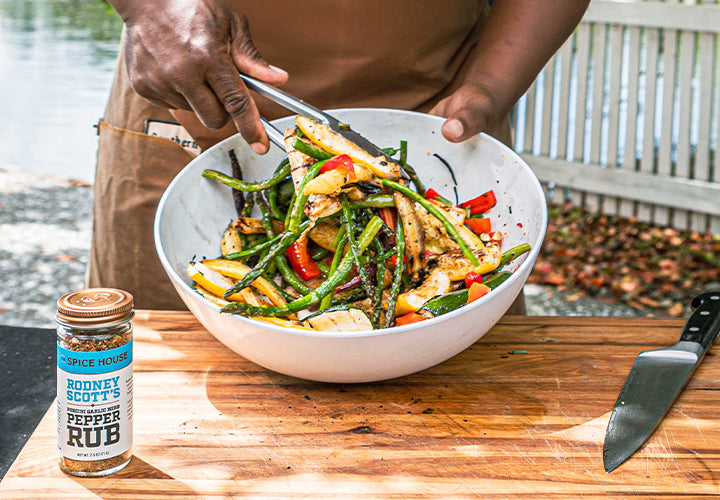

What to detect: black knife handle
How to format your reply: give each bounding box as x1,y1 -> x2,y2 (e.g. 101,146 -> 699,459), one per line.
679,291 -> 720,349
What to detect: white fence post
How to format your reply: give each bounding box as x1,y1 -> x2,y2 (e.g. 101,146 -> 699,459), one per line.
514,0 -> 720,234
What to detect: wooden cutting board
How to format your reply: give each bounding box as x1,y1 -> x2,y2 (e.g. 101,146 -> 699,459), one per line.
2,311 -> 719,498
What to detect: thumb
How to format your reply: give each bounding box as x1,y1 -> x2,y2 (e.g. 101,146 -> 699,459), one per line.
229,14 -> 288,85
441,105 -> 492,143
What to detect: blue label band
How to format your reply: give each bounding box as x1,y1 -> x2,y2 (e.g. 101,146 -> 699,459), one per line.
58,341 -> 132,375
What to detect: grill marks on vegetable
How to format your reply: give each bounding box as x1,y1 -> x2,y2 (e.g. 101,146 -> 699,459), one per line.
194,116 -> 530,330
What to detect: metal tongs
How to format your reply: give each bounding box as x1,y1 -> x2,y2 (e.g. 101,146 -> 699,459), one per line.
240,73 -> 395,164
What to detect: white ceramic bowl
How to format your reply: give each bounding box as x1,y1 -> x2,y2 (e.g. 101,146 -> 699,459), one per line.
155,109 -> 547,383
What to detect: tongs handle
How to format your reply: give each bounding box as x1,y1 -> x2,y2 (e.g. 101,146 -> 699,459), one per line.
240,73 -> 334,126
260,118 -> 286,149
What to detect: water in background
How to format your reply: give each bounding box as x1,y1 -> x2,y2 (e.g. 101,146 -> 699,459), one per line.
0,0 -> 122,183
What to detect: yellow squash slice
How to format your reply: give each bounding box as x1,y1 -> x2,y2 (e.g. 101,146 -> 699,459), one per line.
395,270 -> 452,316
188,262 -> 260,305
200,259 -> 287,308
193,285 -> 229,307
250,317 -> 313,330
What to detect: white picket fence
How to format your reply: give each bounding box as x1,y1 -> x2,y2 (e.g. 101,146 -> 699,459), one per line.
514,0 -> 720,234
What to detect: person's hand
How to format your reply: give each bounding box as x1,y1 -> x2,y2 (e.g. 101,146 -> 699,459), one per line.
429,83 -> 505,143
115,0 -> 287,154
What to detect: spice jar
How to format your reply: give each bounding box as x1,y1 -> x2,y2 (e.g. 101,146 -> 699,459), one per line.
56,288 -> 134,477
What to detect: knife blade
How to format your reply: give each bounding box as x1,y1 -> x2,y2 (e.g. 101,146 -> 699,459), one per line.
603,291 -> 720,473
239,73 -> 398,165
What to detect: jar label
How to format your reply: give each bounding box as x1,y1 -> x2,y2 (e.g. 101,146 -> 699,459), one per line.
57,342 -> 133,461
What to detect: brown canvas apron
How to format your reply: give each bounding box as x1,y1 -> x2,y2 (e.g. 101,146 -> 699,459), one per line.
87,0 -> 521,312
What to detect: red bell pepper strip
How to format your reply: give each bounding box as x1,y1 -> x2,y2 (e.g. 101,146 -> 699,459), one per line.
425,188 -> 453,206
395,311 -> 427,326
378,207 -> 397,232
461,190 -> 497,215
467,282 -> 491,303
319,154 -> 356,180
390,254 -> 407,266
286,237 -> 322,280
464,217 -> 492,235
425,188 -> 441,199
464,272 -> 484,289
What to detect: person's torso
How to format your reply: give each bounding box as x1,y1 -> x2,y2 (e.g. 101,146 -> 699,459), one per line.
229,0 -> 488,117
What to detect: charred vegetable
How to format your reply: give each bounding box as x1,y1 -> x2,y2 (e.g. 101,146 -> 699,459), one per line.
192,116 -> 531,330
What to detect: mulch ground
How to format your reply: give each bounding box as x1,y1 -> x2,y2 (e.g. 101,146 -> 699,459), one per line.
527,204 -> 720,317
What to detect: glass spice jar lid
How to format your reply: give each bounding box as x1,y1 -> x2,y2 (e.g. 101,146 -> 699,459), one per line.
56,288 -> 134,327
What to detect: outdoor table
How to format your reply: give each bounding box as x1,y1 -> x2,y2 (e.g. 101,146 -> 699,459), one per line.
1,311 -> 719,498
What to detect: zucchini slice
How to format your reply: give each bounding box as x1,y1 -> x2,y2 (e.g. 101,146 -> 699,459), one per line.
418,271 -> 513,317
419,289 -> 469,317
303,306 -> 373,332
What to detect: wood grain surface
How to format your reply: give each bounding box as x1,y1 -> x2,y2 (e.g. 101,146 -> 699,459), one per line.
2,311 -> 719,498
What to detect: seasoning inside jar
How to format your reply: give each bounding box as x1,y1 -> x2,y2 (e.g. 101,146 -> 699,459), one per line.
56,288 -> 134,477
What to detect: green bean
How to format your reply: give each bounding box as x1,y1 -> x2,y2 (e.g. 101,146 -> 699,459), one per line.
225,232 -> 281,260
223,228 -> 304,299
348,194 -> 395,210
240,195 -> 255,217
285,160 -> 325,232
257,192 -> 274,234
381,179 -> 479,267
330,289 -> 367,307
267,184 -> 284,220
372,260 -> 386,327
277,179 -> 295,205
275,256 -> 314,295
264,260 -> 277,278
256,192 -> 279,284
291,137 -> 333,160
399,140 -> 408,165
384,210 -> 406,328
316,261 -> 330,274
264,276 -> 297,302
275,156 -> 290,171
284,189 -> 297,226
375,249 -> 395,263
222,216 -> 384,316
398,140 -> 426,196
340,195 -> 376,304
319,235 -> 347,310
331,225 -> 347,250
499,243 -> 532,267
202,160 -> 290,192
401,269 -> 410,291
482,271 -> 512,289
226,233 -> 267,263
311,247 -> 331,261
371,237 -> 385,259
258,192 -> 314,296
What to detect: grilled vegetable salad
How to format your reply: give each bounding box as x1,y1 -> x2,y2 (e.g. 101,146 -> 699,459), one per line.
190,116 -> 531,332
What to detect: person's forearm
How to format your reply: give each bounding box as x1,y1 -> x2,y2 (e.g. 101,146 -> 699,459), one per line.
465,0 -> 590,116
